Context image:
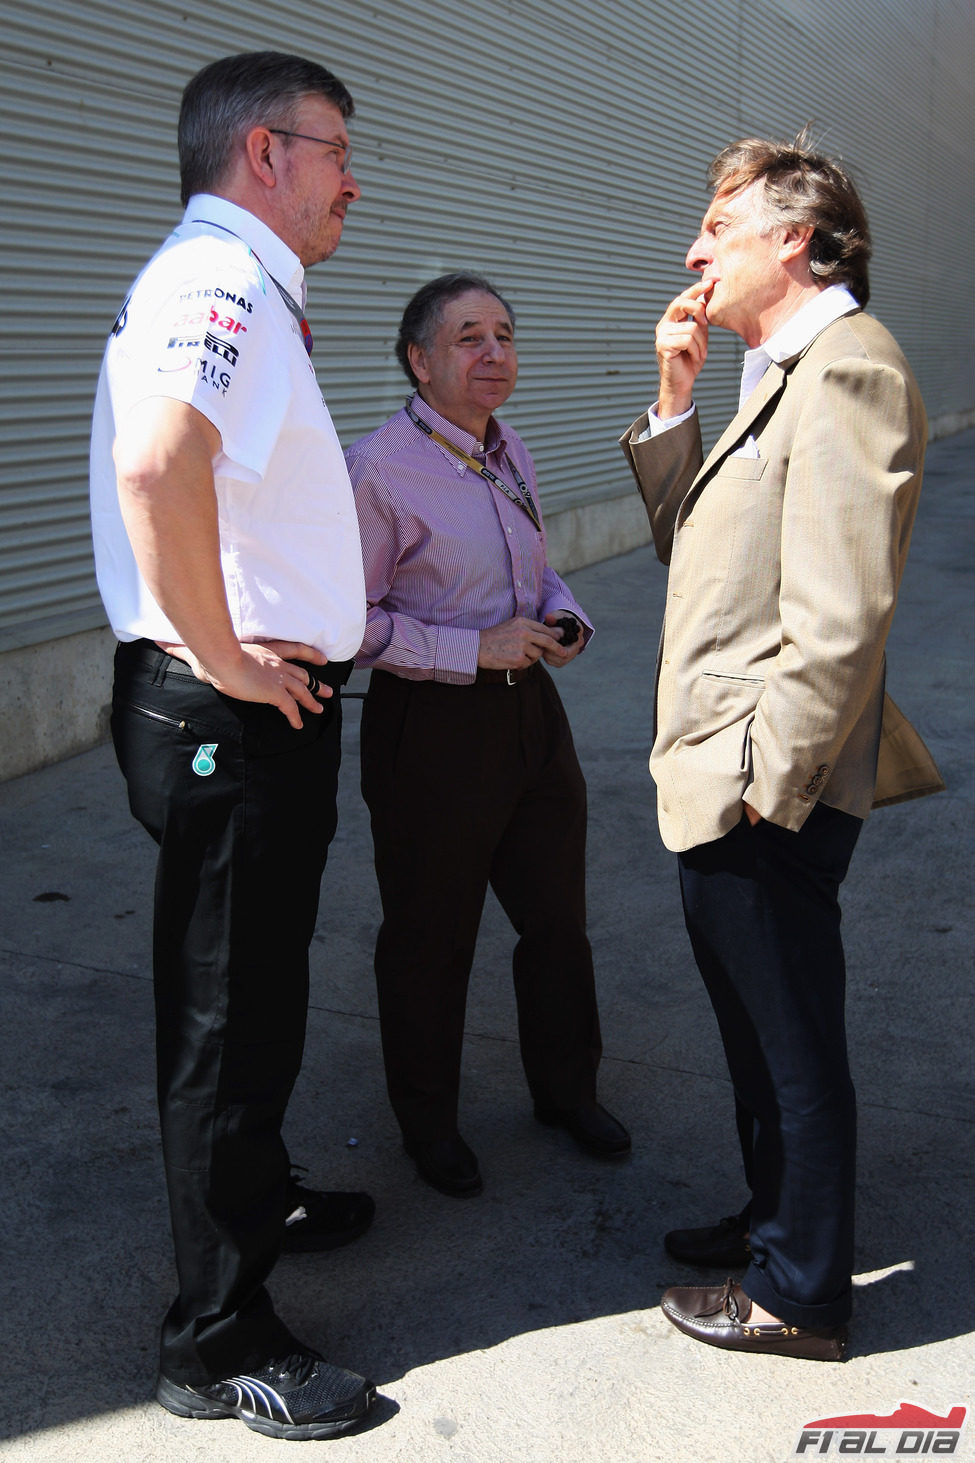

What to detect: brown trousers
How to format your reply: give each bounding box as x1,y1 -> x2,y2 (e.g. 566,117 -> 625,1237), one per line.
360,665 -> 602,1142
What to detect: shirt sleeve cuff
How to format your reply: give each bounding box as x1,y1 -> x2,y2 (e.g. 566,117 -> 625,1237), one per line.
434,624 -> 480,683
635,401 -> 697,442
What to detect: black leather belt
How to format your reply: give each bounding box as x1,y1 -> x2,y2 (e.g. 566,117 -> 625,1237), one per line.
474,663 -> 538,686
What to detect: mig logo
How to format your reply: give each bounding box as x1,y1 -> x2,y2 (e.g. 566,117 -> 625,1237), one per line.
795,1404 -> 966,1456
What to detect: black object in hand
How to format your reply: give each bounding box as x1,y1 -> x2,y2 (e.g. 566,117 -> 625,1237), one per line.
554,615 -> 580,647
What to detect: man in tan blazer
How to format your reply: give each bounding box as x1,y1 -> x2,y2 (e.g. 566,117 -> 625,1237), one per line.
620,135 -> 928,1360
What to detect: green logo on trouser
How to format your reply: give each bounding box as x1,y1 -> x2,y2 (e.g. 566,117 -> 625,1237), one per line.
192,744 -> 218,776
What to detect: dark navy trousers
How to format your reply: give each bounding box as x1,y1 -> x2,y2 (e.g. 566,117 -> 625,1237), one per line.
111,640 -> 346,1385
678,801 -> 862,1329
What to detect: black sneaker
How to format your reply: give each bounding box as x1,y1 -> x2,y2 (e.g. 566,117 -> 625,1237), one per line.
282,1171 -> 376,1253
156,1348 -> 375,1440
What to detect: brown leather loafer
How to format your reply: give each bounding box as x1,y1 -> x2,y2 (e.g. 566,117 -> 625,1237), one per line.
664,1206 -> 751,1267
661,1278 -> 847,1361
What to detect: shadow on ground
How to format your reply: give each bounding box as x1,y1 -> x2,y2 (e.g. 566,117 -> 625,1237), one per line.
0,432 -> 972,1442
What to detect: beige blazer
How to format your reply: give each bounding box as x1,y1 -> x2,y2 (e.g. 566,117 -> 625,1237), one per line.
620,310 -> 940,853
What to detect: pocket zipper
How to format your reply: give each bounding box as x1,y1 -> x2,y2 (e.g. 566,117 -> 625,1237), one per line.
124,703 -> 189,731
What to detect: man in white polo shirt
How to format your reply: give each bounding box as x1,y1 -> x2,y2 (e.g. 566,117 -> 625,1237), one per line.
90,52 -> 372,1440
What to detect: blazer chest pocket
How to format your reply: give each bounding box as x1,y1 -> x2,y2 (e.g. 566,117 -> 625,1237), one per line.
712,455 -> 769,481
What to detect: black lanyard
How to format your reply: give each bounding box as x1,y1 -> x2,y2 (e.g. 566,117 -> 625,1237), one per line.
267,277 -> 314,355
403,401 -> 541,532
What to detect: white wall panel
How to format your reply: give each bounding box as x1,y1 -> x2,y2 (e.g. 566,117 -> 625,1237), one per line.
2,0 -> 973,649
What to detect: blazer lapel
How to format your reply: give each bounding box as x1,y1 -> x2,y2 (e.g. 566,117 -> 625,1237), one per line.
674,361 -> 790,527
689,311 -> 861,498
698,361 -> 788,479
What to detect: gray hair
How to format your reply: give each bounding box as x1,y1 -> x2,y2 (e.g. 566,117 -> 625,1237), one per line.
708,129 -> 872,307
395,272 -> 516,387
178,51 -> 354,206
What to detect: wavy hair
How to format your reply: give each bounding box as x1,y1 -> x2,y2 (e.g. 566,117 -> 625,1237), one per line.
708,129 -> 872,306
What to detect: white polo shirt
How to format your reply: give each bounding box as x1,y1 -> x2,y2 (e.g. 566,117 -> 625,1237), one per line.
90,194 -> 365,661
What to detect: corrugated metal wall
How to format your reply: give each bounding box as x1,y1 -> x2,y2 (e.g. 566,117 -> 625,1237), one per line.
2,0 -> 973,652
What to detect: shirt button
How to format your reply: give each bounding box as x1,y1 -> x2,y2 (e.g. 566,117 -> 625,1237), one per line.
507,526 -> 513,534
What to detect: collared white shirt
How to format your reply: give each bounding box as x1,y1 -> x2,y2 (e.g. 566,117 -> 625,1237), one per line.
90,194 -> 365,660
737,284 -> 860,408
640,284 -> 861,443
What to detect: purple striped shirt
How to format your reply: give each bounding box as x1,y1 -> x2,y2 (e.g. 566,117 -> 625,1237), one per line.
346,396 -> 591,683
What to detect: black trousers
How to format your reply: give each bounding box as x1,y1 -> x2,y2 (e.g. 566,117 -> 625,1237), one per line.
360,666 -> 602,1142
111,641 -> 347,1385
677,801 -> 862,1329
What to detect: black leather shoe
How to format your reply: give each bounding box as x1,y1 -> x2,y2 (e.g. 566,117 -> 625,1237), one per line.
534,1102 -> 632,1158
404,1133 -> 483,1197
281,1176 -> 376,1254
661,1278 -> 847,1361
664,1205 -> 751,1267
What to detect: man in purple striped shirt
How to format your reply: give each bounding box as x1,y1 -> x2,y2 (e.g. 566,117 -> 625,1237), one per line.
347,272 -> 630,1198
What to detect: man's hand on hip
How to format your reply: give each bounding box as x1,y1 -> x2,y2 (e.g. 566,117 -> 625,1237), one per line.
160,640 -> 330,728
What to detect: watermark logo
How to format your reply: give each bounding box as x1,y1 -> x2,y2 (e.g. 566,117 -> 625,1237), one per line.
795,1404 -> 966,1456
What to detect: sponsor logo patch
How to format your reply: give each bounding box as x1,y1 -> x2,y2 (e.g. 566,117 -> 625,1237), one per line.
192,744 -> 218,777
179,287 -> 253,313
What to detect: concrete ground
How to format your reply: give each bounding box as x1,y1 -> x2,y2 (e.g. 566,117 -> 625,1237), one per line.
1,429 -> 972,1462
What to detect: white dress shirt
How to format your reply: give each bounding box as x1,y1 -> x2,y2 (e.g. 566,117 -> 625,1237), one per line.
640,284 -> 861,449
